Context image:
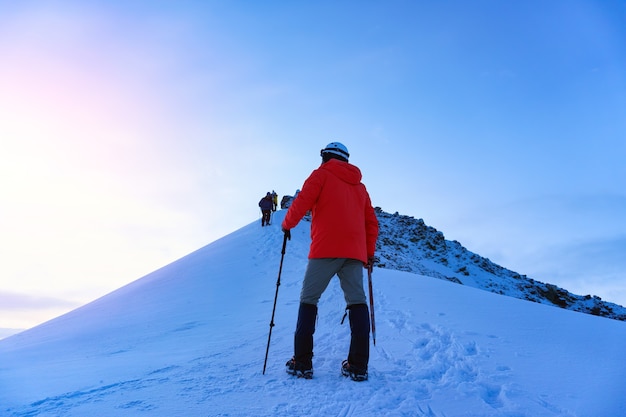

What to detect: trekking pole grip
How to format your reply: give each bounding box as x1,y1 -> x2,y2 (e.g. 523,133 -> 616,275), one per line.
281,232 -> 288,255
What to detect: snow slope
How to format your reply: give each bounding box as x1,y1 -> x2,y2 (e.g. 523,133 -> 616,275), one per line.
0,329 -> 22,340
1,210 -> 625,417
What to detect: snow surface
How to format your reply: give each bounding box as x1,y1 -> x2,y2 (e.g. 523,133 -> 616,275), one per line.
0,329 -> 22,340
1,210 -> 625,417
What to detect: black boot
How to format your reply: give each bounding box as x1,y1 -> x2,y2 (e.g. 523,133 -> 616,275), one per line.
343,303 -> 370,381
287,303 -> 317,378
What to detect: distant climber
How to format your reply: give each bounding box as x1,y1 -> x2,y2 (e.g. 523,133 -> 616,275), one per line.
271,190 -> 278,212
258,192 -> 273,226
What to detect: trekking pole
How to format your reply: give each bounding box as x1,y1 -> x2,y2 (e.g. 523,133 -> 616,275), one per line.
262,233 -> 289,374
367,263 -> 376,346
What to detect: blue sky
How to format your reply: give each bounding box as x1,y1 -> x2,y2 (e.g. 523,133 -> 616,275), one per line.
1,0 -> 625,329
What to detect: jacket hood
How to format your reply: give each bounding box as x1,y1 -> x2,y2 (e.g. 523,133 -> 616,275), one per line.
321,159 -> 362,185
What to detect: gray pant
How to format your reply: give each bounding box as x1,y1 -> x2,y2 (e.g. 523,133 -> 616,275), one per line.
300,258 -> 366,305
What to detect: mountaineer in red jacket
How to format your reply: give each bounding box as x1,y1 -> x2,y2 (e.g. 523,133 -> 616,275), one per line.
282,142 -> 378,381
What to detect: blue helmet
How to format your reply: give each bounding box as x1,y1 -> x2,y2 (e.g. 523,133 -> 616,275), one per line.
320,142 -> 349,161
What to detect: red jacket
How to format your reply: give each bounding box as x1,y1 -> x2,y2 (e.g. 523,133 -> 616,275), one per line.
282,159 -> 378,263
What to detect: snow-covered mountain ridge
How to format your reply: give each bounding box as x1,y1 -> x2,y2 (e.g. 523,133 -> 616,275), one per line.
1,209 -> 624,416
373,208 -> 626,321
